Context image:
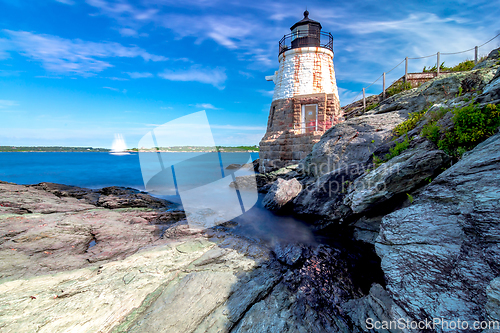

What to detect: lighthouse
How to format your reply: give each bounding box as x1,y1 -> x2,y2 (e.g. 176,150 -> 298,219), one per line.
259,11 -> 342,173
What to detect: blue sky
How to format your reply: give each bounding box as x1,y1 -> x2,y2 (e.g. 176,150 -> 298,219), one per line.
0,0 -> 498,148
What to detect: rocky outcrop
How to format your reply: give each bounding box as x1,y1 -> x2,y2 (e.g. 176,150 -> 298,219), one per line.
342,283 -> 404,333
262,178 -> 302,212
0,183 -> 185,282
31,182 -> 174,209
375,130 -> 500,330
292,50 -> 500,230
486,278 -> 500,322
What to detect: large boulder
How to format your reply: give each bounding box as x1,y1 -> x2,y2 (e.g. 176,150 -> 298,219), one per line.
263,178 -> 302,212
230,164 -> 299,193
344,140 -> 451,214
375,130 -> 500,329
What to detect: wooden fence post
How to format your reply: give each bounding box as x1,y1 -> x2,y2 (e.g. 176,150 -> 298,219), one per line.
405,57 -> 408,82
437,52 -> 440,76
363,88 -> 366,110
383,72 -> 386,100
475,46 -> 478,64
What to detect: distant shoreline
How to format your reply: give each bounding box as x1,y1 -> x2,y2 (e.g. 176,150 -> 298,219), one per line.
0,150 -> 259,153
0,146 -> 259,153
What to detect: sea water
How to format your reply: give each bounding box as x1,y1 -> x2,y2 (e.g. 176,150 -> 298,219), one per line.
0,152 -> 316,244
0,152 -> 258,190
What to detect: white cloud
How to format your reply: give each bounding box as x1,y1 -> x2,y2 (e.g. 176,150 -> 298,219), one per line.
103,86 -> 126,93
84,0 -> 284,67
191,103 -> 219,110
158,66 -> 227,89
119,28 -> 138,37
337,87 -> 363,107
0,70 -> 22,77
108,76 -> 129,81
125,71 -> 153,78
0,100 -> 18,109
55,0 -> 75,4
257,89 -> 274,97
80,0 -> 500,75
103,86 -> 119,91
238,70 -> 254,78
3,30 -> 167,75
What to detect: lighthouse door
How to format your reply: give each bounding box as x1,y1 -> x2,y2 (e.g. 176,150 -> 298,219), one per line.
301,104 -> 318,134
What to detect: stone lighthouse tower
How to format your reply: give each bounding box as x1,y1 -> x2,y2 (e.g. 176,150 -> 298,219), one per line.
259,11 -> 342,173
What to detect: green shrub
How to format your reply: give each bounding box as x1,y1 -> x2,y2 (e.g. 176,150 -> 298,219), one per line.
427,107 -> 448,122
422,122 -> 441,143
437,103 -> 500,157
422,107 -> 448,143
386,81 -> 412,98
423,59 -> 475,73
385,135 -> 411,160
393,109 -> 427,137
371,135 -> 412,167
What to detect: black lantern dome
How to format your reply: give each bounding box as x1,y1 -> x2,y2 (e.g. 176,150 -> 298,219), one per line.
279,11 -> 333,54
290,10 -> 322,31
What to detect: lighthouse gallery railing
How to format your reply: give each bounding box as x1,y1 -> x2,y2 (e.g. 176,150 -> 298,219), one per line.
279,31 -> 333,55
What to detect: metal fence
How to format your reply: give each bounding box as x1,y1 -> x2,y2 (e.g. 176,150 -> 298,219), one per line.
349,33 -> 500,110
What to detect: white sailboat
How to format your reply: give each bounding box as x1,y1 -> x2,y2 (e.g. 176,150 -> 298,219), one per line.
110,134 -> 130,155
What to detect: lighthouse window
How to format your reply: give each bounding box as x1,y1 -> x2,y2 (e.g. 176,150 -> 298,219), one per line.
269,106 -> 276,128
292,25 -> 308,41
301,104 -> 318,133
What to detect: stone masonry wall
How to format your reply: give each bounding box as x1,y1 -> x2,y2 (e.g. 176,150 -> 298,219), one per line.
259,93 -> 342,173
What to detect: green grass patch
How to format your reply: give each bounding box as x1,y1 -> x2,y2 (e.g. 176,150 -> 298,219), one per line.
366,102 -> 379,111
